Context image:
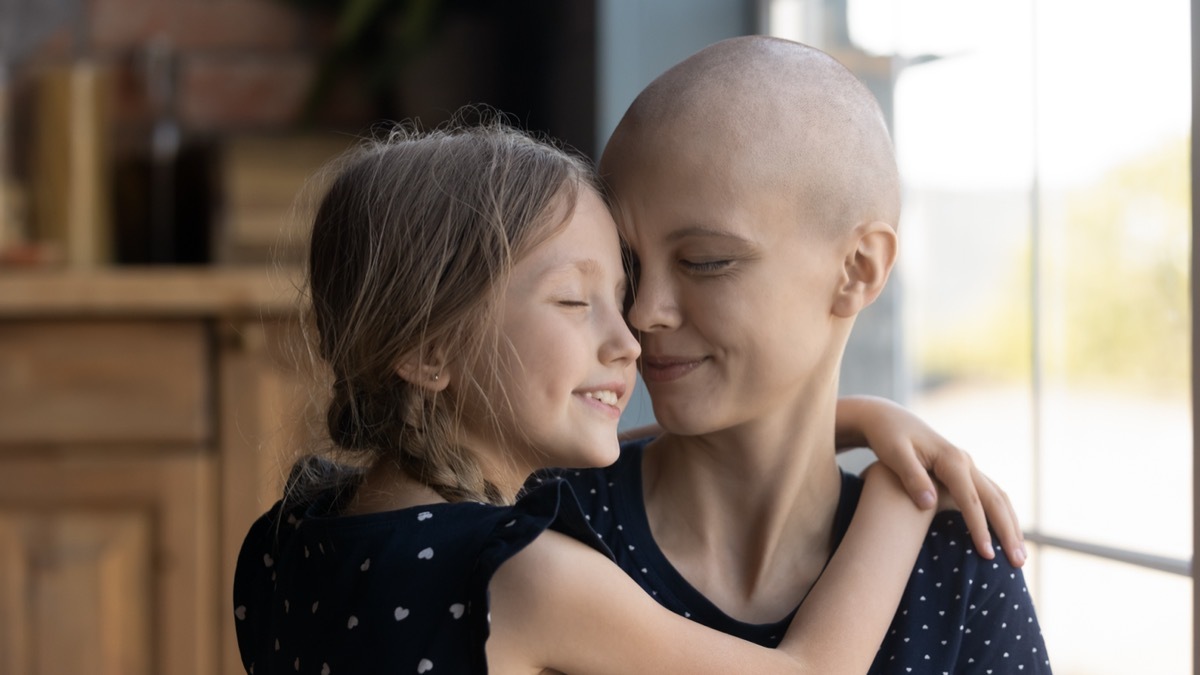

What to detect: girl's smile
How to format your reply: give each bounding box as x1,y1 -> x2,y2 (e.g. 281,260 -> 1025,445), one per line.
461,187 -> 640,482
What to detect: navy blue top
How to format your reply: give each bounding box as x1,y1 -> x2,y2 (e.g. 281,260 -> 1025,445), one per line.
551,437 -> 1053,674
233,478 -> 607,675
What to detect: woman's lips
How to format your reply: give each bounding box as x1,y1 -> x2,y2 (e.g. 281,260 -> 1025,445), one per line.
639,356 -> 707,383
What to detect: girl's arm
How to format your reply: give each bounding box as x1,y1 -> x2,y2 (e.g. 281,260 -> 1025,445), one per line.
623,397 -> 1025,567
779,463 -> 937,671
836,394 -> 1026,567
486,464 -> 933,674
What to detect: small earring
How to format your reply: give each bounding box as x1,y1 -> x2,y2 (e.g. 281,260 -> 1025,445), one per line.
432,373 -> 441,382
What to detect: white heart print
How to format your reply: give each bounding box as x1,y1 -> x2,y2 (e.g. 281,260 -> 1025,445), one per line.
321,665 -> 330,675
263,553 -> 274,568
418,547 -> 434,560
395,606 -> 410,621
347,615 -> 359,629
417,658 -> 434,673
449,604 -> 464,619
235,605 -> 247,620
360,558 -> 371,571
417,512 -> 432,521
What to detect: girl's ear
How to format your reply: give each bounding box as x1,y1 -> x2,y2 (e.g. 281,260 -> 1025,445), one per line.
395,351 -> 452,392
831,221 -> 898,319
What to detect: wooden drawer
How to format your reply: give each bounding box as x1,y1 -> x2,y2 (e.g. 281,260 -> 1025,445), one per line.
0,320 -> 210,446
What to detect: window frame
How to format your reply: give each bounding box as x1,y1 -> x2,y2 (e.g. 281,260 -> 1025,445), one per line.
762,0 -> 1197,666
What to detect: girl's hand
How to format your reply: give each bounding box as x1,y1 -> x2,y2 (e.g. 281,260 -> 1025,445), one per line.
835,395 -> 1026,568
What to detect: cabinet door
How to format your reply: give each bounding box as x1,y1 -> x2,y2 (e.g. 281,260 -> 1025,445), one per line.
0,455 -> 216,675
0,511 -> 151,674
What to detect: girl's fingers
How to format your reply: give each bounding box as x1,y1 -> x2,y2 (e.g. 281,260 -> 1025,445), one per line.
957,483 -> 994,561
931,452 -> 994,560
890,444 -> 938,510
986,475 -> 1027,568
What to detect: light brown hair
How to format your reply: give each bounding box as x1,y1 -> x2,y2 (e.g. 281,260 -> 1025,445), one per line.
299,114 -> 597,504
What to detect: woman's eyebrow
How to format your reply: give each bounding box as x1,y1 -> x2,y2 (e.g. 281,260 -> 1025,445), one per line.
665,226 -> 754,244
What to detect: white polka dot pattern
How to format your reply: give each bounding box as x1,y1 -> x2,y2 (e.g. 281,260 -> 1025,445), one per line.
556,439 -> 1054,674
232,479 -> 607,673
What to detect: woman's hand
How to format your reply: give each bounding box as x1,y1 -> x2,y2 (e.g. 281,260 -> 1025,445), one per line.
836,395 -> 1026,568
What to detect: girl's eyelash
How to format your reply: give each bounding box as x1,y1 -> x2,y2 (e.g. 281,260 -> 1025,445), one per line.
558,300 -> 589,307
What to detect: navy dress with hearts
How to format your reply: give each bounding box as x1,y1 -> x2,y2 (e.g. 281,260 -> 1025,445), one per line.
232,476 -> 605,675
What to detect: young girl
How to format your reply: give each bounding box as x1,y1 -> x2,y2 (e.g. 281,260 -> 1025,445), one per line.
233,118 -> 1002,674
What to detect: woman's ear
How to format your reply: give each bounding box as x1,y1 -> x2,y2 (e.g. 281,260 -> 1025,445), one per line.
832,221 -> 898,319
395,350 -> 452,392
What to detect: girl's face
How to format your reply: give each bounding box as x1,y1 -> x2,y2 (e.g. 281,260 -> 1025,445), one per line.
462,187 -> 640,489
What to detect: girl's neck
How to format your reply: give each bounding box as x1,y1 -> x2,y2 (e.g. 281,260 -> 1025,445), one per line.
343,460 -> 448,516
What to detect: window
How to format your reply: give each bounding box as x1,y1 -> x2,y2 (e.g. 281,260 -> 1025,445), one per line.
768,1 -> 1193,672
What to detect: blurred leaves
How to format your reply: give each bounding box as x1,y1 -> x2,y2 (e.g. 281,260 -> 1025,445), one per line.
278,0 -> 446,121
1049,138 -> 1189,391
920,137 -> 1190,393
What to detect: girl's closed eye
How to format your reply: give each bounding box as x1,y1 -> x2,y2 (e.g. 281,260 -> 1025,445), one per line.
557,298 -> 590,308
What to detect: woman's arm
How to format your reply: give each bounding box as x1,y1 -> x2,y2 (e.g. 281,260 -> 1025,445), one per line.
836,394 -> 1026,567
486,465 -> 935,674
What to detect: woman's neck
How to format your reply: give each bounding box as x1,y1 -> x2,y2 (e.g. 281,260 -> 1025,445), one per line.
641,395 -> 844,623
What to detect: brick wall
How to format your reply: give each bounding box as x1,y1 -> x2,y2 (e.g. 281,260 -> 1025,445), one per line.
5,0 -> 596,265
15,0 -> 596,147
15,0 -> 398,142
20,0 -> 342,135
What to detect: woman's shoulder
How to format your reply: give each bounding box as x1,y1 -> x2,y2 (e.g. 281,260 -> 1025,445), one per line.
908,510 -> 1033,609
880,511 -> 1050,672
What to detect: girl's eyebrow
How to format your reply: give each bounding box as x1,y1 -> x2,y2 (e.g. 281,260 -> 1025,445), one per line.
571,258 -> 605,276
541,257 -> 605,281
538,258 -> 626,298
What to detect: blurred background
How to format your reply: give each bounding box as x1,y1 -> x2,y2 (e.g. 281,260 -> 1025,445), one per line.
0,0 -> 1191,673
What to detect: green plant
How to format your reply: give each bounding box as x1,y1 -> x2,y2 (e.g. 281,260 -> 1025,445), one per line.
281,0 -> 446,121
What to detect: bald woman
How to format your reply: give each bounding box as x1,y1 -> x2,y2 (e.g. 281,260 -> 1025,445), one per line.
480,39 -> 1040,675
552,35 -> 1053,673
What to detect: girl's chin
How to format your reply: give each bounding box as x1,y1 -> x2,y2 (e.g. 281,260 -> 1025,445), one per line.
566,440 -> 621,470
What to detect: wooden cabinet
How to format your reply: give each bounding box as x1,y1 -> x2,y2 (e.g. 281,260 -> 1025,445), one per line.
0,270 -> 306,675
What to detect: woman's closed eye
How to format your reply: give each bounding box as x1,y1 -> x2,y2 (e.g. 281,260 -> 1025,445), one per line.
679,259 -> 733,273
557,299 -> 590,308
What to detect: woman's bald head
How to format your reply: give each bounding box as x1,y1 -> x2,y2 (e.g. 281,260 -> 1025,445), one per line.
601,36 -> 900,238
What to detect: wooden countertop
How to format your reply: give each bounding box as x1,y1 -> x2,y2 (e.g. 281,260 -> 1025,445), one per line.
0,267 -> 304,317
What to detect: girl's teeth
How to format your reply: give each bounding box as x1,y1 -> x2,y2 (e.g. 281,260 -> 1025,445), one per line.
585,391 -> 618,406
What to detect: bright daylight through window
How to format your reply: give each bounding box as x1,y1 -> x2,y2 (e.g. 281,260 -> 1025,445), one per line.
770,1 -> 1193,673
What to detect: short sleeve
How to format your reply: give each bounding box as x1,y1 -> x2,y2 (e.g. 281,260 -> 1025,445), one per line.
452,479 -> 613,670
878,511 -> 1053,673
